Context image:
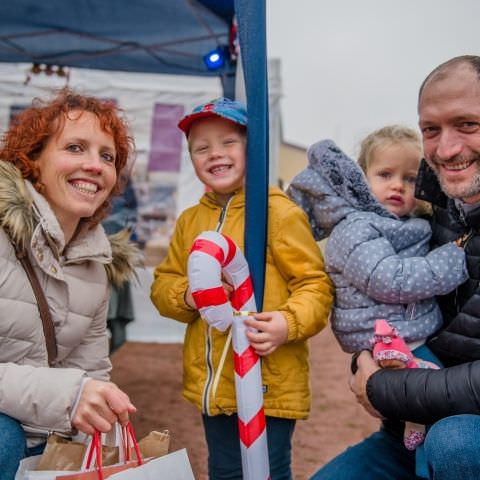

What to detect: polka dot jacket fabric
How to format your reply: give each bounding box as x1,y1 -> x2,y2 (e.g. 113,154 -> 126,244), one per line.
288,140 -> 468,352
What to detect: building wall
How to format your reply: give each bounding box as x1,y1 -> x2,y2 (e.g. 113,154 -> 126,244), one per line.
278,142 -> 307,189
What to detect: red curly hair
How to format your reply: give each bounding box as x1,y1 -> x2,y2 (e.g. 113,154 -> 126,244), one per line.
0,88 -> 135,227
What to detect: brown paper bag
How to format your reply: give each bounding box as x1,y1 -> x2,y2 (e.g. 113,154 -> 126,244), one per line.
101,445 -> 119,466
35,435 -> 119,471
36,435 -> 86,471
137,430 -> 170,459
33,427 -> 170,472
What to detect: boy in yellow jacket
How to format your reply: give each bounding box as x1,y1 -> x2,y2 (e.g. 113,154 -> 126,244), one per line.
150,98 -> 333,480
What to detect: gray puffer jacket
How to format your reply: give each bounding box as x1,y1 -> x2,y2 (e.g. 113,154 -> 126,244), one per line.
0,161 -> 139,441
288,140 -> 468,352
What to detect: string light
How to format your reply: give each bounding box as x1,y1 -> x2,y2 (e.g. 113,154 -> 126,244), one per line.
24,63 -> 70,85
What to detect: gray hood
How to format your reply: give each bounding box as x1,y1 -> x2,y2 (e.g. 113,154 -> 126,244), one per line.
288,139 -> 394,240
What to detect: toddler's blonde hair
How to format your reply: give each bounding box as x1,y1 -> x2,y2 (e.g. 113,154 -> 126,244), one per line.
357,125 -> 431,217
358,125 -> 422,174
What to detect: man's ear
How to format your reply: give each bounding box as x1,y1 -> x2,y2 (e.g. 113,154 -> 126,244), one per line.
415,158 -> 448,208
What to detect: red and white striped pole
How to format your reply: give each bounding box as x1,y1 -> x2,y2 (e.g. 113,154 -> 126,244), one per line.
188,231 -> 270,480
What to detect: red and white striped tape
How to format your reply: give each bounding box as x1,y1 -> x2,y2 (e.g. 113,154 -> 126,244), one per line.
188,231 -> 270,480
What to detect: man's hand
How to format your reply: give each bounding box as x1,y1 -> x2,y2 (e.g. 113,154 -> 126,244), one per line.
72,380 -> 137,435
349,350 -> 383,419
244,311 -> 288,356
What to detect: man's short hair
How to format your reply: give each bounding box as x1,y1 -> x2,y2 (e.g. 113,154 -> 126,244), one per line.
418,55 -> 480,108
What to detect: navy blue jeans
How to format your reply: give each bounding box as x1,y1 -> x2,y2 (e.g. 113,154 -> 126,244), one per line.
0,413 -> 45,480
310,345 -> 443,480
309,424 -> 416,480
202,414 -> 295,480
424,414 -> 480,479
309,415 -> 480,480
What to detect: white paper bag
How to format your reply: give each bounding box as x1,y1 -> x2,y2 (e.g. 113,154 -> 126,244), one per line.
108,449 -> 194,480
15,456 -> 41,480
15,455 -> 82,480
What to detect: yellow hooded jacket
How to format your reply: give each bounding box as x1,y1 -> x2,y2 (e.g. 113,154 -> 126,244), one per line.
151,187 -> 333,419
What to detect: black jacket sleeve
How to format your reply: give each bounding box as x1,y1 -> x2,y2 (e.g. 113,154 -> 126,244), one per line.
366,361 -> 480,424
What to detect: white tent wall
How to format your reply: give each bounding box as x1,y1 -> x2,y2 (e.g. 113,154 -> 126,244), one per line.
0,61 -> 281,264
0,62 -> 222,209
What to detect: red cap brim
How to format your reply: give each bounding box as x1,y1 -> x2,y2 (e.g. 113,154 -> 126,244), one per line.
178,111 -> 220,135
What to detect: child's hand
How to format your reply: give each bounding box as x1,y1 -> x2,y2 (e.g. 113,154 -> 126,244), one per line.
184,287 -> 196,309
378,358 -> 407,369
184,280 -> 234,310
221,277 -> 234,298
244,311 -> 288,356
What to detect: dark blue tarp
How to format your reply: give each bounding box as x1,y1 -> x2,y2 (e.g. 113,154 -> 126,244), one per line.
0,0 -> 233,76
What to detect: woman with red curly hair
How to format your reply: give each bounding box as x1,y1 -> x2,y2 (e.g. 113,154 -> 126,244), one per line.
0,88 -> 140,478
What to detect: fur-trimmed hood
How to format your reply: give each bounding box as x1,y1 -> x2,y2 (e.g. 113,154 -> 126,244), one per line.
105,229 -> 141,287
0,160 -> 141,288
287,139 -> 394,240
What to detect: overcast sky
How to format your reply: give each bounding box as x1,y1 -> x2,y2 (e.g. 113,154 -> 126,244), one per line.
266,0 -> 480,156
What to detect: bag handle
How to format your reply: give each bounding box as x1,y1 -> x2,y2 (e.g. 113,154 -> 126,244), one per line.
86,431 -> 104,480
122,423 -> 143,463
85,422 -> 143,479
15,247 -> 57,366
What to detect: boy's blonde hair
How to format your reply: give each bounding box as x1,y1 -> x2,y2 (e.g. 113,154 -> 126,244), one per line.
357,125 -> 422,174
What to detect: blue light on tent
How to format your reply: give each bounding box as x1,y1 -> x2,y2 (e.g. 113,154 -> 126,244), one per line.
203,47 -> 226,71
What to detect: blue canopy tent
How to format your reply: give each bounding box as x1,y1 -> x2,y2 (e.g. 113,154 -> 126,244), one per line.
0,0 -> 269,308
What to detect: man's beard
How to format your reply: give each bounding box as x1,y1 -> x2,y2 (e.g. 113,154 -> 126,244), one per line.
429,151 -> 480,200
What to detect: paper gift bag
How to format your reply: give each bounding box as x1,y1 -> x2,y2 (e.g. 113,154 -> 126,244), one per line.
15,456 -> 42,480
56,427 -> 189,480
15,434 -> 86,479
36,435 -> 87,471
54,460 -> 143,480
17,423 -> 170,480
55,424 -> 143,480
136,430 -> 169,459
109,449 -> 194,480
33,432 -> 121,471
15,426 -> 131,480
15,432 -> 125,480
57,450 -> 194,480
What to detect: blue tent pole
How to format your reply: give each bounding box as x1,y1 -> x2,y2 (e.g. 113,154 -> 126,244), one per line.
234,0 -> 269,310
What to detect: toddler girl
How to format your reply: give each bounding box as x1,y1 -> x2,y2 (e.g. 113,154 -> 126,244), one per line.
288,125 -> 468,450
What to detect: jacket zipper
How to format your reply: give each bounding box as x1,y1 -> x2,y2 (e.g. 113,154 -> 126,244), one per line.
201,198 -> 232,415
22,423 -> 72,438
454,228 -> 473,311
201,326 -> 214,415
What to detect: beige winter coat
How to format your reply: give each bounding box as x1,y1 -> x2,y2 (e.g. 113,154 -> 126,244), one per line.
0,161 -> 138,441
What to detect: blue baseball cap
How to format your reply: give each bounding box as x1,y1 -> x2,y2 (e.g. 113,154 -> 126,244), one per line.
178,97 -> 247,135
